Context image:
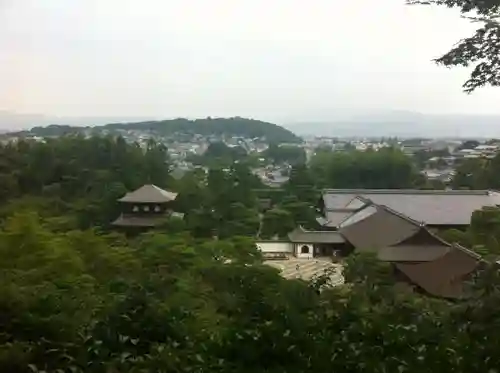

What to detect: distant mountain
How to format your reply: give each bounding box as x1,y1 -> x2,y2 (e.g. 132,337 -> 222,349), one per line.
0,111 -> 156,130
11,117 -> 301,143
4,109 -> 500,139
285,110 -> 500,138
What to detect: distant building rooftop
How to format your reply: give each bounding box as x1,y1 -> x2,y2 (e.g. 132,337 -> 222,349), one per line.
320,189 -> 500,226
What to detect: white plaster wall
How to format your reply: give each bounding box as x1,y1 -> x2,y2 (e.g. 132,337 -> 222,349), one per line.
256,242 -> 293,253
295,244 -> 314,259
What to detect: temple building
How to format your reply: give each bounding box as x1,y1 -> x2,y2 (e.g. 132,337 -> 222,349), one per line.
337,203 -> 482,299
317,189 -> 500,230
111,184 -> 182,229
256,194 -> 485,299
257,227 -> 350,260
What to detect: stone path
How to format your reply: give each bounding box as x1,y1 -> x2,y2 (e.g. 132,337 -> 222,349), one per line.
265,258 -> 344,286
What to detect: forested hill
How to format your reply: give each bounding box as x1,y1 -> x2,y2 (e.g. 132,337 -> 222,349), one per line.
14,117 -> 301,143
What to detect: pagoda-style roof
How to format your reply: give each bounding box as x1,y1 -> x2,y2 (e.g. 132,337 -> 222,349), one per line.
118,184 -> 178,203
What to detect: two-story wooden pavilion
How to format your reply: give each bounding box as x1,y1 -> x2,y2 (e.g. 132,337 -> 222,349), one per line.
111,184 -> 181,229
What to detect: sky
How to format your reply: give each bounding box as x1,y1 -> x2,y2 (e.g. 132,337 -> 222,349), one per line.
1,0 -> 499,122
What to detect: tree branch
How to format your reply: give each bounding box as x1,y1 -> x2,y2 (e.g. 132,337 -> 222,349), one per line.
407,0 -> 500,92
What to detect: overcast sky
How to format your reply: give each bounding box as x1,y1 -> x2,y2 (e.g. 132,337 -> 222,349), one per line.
1,0 -> 499,122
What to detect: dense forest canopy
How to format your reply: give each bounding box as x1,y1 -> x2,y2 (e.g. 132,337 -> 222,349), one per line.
12,117 -> 301,144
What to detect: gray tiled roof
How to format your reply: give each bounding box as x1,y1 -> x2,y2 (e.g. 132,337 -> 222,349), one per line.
322,189 -> 500,226
322,210 -> 354,227
378,245 -> 450,262
395,244 -> 481,298
111,214 -> 163,227
119,184 -> 178,203
339,204 -> 422,250
288,226 -> 345,244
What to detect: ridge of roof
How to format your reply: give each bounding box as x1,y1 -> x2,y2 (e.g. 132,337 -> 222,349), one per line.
375,203 -> 426,228
343,195 -> 372,207
322,188 -> 495,196
336,199 -> 426,229
119,184 -> 178,203
291,225 -> 345,234
452,243 -> 484,261
336,202 -> 375,227
287,226 -> 345,244
374,204 -> 461,249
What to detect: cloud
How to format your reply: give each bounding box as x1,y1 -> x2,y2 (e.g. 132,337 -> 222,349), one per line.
1,0 -> 498,120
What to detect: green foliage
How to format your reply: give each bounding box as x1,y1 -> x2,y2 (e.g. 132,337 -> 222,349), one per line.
280,196 -> 318,230
0,136 -> 172,230
262,143 -> 306,165
343,252 -> 395,287
439,228 -> 471,247
285,164 -> 318,204
451,153 -> 500,190
310,147 -> 420,189
23,117 -> 301,143
3,127 -> 500,373
3,200 -> 500,373
469,207 -> 500,257
408,0 -> 500,92
260,208 -> 295,239
174,164 -> 262,239
457,139 -> 481,150
439,206 -> 500,257
452,158 -> 489,189
188,141 -> 248,167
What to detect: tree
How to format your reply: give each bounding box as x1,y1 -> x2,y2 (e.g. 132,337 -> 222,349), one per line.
408,0 -> 500,92
0,212 -> 98,372
469,207 -> 500,256
310,148 -> 420,189
440,206 -> 500,257
285,164 -> 318,204
260,208 -> 295,238
452,158 -> 489,189
218,202 -> 260,238
0,135 -> 173,230
457,140 -> 481,151
22,118 -> 301,144
263,144 -> 306,165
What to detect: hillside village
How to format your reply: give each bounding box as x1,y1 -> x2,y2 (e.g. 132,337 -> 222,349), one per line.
4,121 -> 500,188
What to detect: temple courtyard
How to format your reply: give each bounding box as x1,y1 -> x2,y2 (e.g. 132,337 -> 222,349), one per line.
264,258 -> 344,285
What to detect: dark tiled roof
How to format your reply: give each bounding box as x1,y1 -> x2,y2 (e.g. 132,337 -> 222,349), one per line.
111,214 -> 164,227
287,226 -> 345,244
119,184 -> 178,203
338,204 -> 422,250
322,189 -> 500,226
378,245 -> 450,262
396,245 -> 481,298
